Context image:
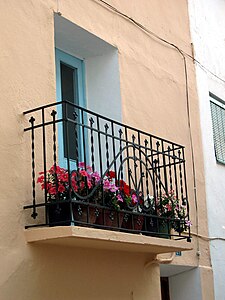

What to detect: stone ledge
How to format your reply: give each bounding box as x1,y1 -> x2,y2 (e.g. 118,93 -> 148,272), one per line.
24,226 -> 192,254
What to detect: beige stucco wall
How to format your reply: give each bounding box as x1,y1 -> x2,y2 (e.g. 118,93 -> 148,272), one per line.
0,0 -> 213,299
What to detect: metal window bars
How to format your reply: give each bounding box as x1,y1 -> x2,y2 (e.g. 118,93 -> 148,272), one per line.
23,100 -> 191,241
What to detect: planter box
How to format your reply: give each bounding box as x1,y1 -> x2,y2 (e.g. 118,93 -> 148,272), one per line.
122,214 -> 144,232
96,210 -> 124,229
48,202 -> 99,226
73,204 -> 98,225
48,202 -> 72,226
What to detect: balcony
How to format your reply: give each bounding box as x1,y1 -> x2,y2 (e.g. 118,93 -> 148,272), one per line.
23,101 -> 191,244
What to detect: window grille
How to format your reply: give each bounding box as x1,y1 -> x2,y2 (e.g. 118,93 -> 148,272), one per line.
210,93 -> 225,164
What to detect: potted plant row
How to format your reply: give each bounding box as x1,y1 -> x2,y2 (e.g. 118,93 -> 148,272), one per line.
37,163 -> 135,228
37,162 -> 191,235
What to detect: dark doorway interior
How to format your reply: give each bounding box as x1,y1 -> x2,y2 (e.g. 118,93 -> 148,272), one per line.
161,277 -> 170,300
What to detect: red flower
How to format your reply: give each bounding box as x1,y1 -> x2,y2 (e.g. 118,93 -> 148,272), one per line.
80,182 -> 85,189
58,184 -> 65,193
49,186 -> 57,195
119,180 -> 130,196
37,175 -> 44,183
50,165 -> 64,174
41,182 -> 51,190
71,180 -> 78,192
107,171 -> 116,179
87,180 -> 92,189
80,170 -> 88,177
59,173 -> 68,182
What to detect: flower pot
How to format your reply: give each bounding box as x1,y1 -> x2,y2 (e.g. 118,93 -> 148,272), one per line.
96,210 -> 124,229
133,215 -> 144,231
73,203 -> 98,225
122,214 -> 144,232
48,202 -> 72,226
159,222 -> 171,239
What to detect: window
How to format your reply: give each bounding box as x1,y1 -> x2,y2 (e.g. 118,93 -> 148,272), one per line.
54,14 -> 122,168
210,92 -> 225,164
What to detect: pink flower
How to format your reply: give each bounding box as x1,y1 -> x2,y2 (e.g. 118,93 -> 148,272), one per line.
185,220 -> 192,227
91,172 -> 101,182
86,165 -> 93,173
103,179 -> 111,190
109,184 -> 119,193
117,194 -> 124,202
132,194 -> 138,204
165,204 -> 172,211
78,162 -> 85,169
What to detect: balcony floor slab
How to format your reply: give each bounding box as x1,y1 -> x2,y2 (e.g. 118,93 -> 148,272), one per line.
24,226 -> 192,254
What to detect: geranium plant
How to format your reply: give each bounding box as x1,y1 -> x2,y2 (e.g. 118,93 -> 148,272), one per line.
37,162 -> 101,201
102,172 -> 131,211
37,164 -> 132,210
149,189 -> 191,233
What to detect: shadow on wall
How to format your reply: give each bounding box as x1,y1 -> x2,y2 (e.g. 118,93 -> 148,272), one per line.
0,244 -> 159,300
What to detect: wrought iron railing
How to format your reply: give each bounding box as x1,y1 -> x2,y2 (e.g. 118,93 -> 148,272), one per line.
23,101 -> 191,241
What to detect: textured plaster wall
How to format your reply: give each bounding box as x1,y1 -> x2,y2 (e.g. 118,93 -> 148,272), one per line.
188,0 -> 225,299
0,0 -> 213,299
169,266 -> 214,300
170,267 -> 202,300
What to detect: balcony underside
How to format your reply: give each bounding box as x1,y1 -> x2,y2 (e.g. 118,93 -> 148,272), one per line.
24,226 -> 192,254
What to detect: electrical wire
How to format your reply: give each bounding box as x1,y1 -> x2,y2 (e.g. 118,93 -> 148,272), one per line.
95,0 -> 225,86
191,232 -> 225,242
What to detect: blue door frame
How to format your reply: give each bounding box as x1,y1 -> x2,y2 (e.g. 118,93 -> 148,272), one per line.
55,48 -> 86,168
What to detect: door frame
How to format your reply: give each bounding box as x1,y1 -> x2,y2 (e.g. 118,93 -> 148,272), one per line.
55,48 -> 86,168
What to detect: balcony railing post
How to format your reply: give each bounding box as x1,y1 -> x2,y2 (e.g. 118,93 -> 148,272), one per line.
178,150 -> 184,202
132,134 -> 138,189
144,139 -> 150,196
41,108 -> 48,224
51,109 -> 59,200
119,129 -> 124,182
167,146 -> 173,191
62,101 -> 74,225
29,116 -> 38,219
73,110 -> 79,167
161,141 -> 168,194
89,117 -> 95,172
172,144 -> 179,198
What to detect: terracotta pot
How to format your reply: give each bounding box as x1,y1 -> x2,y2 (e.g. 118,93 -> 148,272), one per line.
73,204 -> 98,225
122,214 -> 144,232
133,215 -> 144,231
96,210 -> 124,229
